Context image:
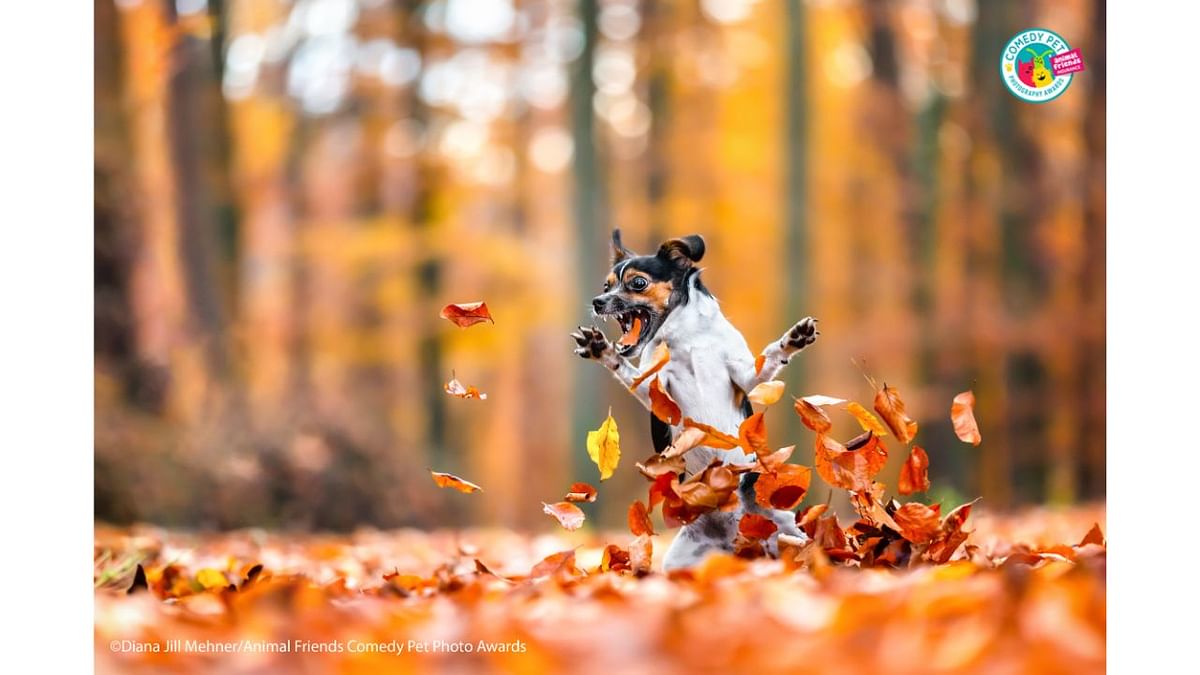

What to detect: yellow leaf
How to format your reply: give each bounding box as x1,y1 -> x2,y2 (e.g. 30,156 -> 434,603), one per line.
195,568 -> 228,591
747,380 -> 785,406
586,410 -> 621,481
847,402 -> 889,437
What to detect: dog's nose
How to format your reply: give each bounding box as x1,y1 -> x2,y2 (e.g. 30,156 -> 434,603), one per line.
591,297 -> 605,313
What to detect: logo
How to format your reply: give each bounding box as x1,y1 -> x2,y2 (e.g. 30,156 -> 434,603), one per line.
1000,28 -> 1085,103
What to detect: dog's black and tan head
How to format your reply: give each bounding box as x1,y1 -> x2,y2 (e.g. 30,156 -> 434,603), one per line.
591,229 -> 709,356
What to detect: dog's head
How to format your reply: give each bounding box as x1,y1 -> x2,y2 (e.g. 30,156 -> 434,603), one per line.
591,229 -> 708,357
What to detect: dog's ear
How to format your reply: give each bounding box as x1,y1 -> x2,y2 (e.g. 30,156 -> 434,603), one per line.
611,229 -> 633,265
657,234 -> 705,269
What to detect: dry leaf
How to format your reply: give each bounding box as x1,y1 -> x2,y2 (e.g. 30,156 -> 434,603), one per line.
629,535 -> 653,574
873,384 -> 918,443
629,343 -> 670,390
748,380 -> 786,406
951,390 -> 982,445
794,395 -> 846,433
814,432 -> 888,492
627,500 -> 656,536
542,501 -> 585,531
681,418 -> 739,450
1078,523 -> 1106,547
738,513 -> 779,540
617,316 -> 643,347
847,402 -> 889,437
195,568 -> 228,591
444,372 -> 487,400
564,482 -> 598,503
586,410 -> 621,481
898,446 -> 931,495
649,377 -> 682,425
754,445 -> 795,473
894,502 -> 942,544
439,301 -> 494,327
529,550 -> 578,578
754,464 -> 812,510
737,412 -> 769,456
430,470 -> 483,493
661,426 -> 708,459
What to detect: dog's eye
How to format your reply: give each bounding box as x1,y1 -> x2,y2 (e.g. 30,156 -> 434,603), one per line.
628,277 -> 648,291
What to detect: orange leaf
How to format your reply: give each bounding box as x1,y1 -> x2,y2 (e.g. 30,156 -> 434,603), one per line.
628,500 -> 656,536
754,354 -> 766,375
681,418 -> 739,450
794,395 -> 845,433
1078,522 -> 1106,547
898,446 -> 931,495
444,372 -> 487,400
617,316 -> 643,347
755,445 -> 795,473
661,426 -> 708,459
814,432 -> 888,492
950,390 -> 982,446
430,470 -> 483,493
754,464 -> 812,510
542,501 -> 585,531
738,513 -> 779,540
873,384 -> 918,443
796,503 -> 829,533
529,550 -> 578,578
738,412 -> 769,456
748,380 -> 786,406
629,535 -> 653,574
564,482 -> 598,503
629,343 -> 670,390
649,377 -> 682,425
893,502 -> 942,544
599,544 -> 631,573
439,301 -> 494,327
847,402 -> 889,437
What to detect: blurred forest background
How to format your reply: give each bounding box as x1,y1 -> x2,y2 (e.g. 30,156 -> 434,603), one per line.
95,0 -> 1105,531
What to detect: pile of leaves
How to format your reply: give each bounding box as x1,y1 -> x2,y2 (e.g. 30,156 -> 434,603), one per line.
95,507 -> 1105,673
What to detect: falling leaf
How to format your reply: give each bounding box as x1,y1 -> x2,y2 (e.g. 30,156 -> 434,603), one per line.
754,354 -> 766,375
444,372 -> 487,400
542,502 -> 586,531
1078,523 -> 1105,547
754,445 -> 795,473
628,500 -> 656,536
926,499 -> 978,563
738,513 -> 779,540
796,503 -> 829,533
617,316 -> 643,347
873,384 -> 918,443
636,453 -> 687,478
794,395 -> 846,433
898,446 -> 931,495
754,464 -> 812,510
439,301 -> 494,327
894,502 -> 942,544
847,402 -> 889,437
681,418 -> 739,450
951,390 -> 982,445
737,412 -> 769,456
649,377 -> 682,425
661,426 -> 708,459
586,410 -> 621,481
748,380 -> 786,406
629,343 -> 670,390
564,482 -> 598,503
814,432 -> 888,492
430,470 -> 484,493
599,544 -> 631,573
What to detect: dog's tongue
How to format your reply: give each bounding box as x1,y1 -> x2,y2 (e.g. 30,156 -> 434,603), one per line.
618,317 -> 643,347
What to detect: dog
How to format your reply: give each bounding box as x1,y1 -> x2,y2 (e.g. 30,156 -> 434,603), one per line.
572,230 -> 818,569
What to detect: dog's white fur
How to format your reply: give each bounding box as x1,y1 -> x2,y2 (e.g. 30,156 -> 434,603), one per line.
593,274 -> 813,569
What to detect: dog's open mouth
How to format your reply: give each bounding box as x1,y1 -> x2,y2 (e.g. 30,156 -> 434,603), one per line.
607,307 -> 653,356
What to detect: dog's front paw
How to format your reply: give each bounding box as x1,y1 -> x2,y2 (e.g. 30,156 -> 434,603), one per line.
571,325 -> 614,362
782,316 -> 819,353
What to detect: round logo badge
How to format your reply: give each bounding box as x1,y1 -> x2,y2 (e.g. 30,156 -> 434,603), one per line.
1000,28 -> 1076,103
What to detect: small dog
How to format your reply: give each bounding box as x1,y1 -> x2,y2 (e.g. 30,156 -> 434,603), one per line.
572,230 -> 819,569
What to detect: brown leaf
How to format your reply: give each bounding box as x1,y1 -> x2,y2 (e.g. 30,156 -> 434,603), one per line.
873,384 -> 918,443
599,544 -> 631,573
439,301 -> 494,327
542,501 -> 586,531
925,499 -> 978,563
529,549 -> 579,578
738,513 -> 779,540
681,418 -> 739,450
430,470 -> 483,493
628,500 -> 656,536
738,412 -> 769,456
814,432 -> 888,492
564,482 -> 598,503
444,372 -> 488,400
898,446 -> 931,495
893,502 -> 942,544
661,426 -> 708,459
951,390 -> 982,445
636,453 -> 687,479
794,395 -> 845,433
755,464 -> 812,510
847,402 -> 889,437
748,381 -> 786,406
649,377 -> 682,425
629,343 -> 670,390
796,503 -> 829,535
1078,522 -> 1106,547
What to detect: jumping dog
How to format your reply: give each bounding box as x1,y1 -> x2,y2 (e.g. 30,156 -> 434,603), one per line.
572,230 -> 819,569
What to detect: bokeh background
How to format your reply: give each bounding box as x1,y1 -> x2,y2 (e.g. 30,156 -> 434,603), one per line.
94,0 -> 1105,531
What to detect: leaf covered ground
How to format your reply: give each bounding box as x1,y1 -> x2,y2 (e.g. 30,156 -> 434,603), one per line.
95,505 -> 1104,674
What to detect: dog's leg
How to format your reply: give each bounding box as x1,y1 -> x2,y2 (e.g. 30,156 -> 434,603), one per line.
728,316 -> 819,394
570,326 -> 653,410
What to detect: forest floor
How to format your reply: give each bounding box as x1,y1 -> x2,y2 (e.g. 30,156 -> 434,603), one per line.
95,504 -> 1105,674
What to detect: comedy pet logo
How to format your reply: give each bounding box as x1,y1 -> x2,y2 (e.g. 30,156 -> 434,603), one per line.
1000,28 -> 1085,103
